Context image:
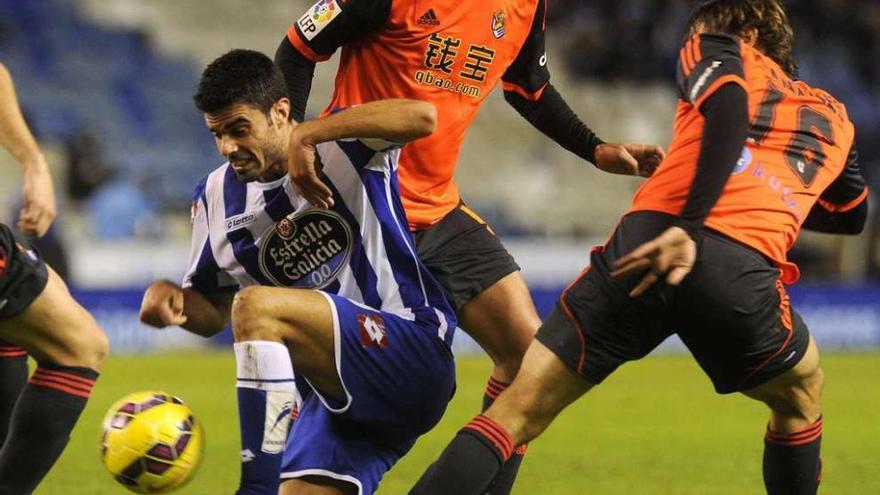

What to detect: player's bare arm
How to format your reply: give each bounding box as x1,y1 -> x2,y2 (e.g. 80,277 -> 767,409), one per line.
0,63 -> 56,237
288,100 -> 437,208
139,280 -> 233,337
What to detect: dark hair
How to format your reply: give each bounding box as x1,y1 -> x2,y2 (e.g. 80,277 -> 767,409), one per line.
686,0 -> 797,78
193,49 -> 288,115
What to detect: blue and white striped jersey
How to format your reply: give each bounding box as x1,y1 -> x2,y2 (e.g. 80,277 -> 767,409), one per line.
183,138 -> 456,346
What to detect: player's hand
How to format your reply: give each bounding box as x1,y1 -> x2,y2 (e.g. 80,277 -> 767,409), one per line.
140,280 -> 188,328
18,157 -> 57,237
594,143 -> 665,178
289,127 -> 334,209
610,226 -> 696,297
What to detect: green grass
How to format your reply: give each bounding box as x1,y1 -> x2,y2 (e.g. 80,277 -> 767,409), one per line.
35,352 -> 880,494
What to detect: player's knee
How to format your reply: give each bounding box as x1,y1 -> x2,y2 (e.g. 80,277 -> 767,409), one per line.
766,366 -> 824,421
231,286 -> 278,342
64,314 -> 110,370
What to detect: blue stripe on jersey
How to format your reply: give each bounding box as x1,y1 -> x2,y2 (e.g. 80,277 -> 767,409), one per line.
222,167 -> 271,285
319,170 -> 383,309
223,166 -> 248,217
333,143 -> 453,322
263,186 -> 295,222
336,140 -> 376,171
359,169 -> 448,321
191,235 -> 236,293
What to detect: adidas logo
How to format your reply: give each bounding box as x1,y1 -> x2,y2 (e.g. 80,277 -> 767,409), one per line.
417,8 -> 440,26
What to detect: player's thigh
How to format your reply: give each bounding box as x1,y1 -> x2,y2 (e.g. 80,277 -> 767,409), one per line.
232,286 -> 340,398
414,203 -> 537,367
280,475 -> 357,495
0,267 -> 107,369
742,336 -> 822,414
458,271 -> 541,369
488,339 -> 593,445
674,231 -> 811,394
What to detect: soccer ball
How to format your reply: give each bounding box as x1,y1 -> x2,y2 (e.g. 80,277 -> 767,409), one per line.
100,391 -> 204,493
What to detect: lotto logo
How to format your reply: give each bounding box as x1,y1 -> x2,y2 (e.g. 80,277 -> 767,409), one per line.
358,314 -> 388,348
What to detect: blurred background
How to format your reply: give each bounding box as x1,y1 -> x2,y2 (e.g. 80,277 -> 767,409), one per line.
0,0 -> 877,354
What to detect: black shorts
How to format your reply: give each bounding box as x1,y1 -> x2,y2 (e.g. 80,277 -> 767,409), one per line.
414,202 -> 520,311
0,223 -> 49,320
536,211 -> 810,394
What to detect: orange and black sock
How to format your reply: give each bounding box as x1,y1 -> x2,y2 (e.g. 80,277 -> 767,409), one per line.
0,363 -> 98,495
0,340 -> 28,447
763,416 -> 823,495
482,377 -> 527,495
410,414 -> 513,495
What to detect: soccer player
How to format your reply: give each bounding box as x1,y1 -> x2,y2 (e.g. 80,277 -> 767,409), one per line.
0,62 -> 109,494
139,49 -> 457,495
276,3 -> 664,491
410,1 -> 868,494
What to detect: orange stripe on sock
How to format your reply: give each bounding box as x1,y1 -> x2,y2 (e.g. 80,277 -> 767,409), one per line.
34,369 -> 96,387
766,418 -> 823,446
30,372 -> 94,394
464,415 -> 514,460
0,351 -> 27,357
29,378 -> 92,398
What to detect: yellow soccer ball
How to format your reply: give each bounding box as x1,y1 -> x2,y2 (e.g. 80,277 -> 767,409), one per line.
101,391 -> 204,493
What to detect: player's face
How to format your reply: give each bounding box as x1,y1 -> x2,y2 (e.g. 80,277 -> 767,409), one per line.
205,102 -> 288,183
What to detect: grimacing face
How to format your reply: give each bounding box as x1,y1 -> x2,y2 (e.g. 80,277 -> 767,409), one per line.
204,101 -> 289,183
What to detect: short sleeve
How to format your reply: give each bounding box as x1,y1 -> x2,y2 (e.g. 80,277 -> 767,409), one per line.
501,0 -> 550,101
182,180 -> 238,294
676,33 -> 747,109
286,0 -> 392,62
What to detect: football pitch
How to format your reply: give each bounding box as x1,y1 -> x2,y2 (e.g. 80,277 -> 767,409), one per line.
35,351 -> 879,494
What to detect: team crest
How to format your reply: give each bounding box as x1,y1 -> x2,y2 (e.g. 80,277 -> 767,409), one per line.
491,10 -> 506,39
358,314 -> 388,348
258,209 -> 353,289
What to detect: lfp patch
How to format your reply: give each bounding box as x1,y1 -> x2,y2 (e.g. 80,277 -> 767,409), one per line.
258,209 -> 353,289
297,0 -> 342,41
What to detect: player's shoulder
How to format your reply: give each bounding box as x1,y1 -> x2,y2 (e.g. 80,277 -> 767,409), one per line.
192,162 -> 231,202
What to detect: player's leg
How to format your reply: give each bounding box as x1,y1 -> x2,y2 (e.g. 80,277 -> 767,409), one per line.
414,204 -> 539,494
229,286 -> 331,495
0,338 -> 28,447
0,267 -> 109,495
744,337 -> 823,495
412,224 -> 675,495
410,338 -> 591,495
673,230 -> 820,495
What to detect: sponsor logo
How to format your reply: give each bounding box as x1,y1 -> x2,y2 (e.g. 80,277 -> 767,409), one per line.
732,147 -> 752,175
690,60 -> 722,103
297,0 -> 342,41
414,70 -> 481,98
491,10 -> 506,39
261,392 -> 292,454
225,211 -> 258,232
417,8 -> 440,26
258,209 -> 352,288
358,314 -> 388,348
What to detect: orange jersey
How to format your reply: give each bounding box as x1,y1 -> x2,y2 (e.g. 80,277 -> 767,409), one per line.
631,33 -> 866,284
288,0 -> 550,229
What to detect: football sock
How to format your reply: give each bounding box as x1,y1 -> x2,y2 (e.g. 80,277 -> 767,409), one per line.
410,414 -> 513,495
482,377 -> 527,495
0,340 -> 28,447
234,341 -> 296,495
0,363 -> 98,495
763,416 -> 823,495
